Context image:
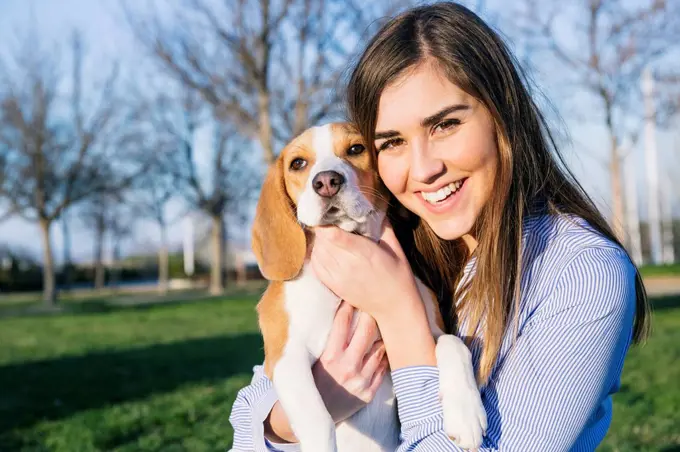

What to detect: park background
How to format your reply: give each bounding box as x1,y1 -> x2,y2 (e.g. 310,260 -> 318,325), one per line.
0,0 -> 678,450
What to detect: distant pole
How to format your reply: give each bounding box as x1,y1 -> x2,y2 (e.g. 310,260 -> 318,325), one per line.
662,172 -> 675,264
623,139 -> 643,266
183,215 -> 195,276
643,67 -> 662,265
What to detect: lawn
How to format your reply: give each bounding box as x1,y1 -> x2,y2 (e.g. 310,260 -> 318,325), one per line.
0,288 -> 678,451
639,263 -> 680,278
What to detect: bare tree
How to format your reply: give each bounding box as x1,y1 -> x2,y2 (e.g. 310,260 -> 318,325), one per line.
58,207 -> 77,292
122,0 -> 409,166
128,159 -> 178,295
78,191 -> 128,290
79,192 -> 136,291
108,208 -> 136,290
513,0 -> 680,241
0,30 -> 146,304
0,140 -> 9,223
655,73 -> 680,124
142,83 -> 259,294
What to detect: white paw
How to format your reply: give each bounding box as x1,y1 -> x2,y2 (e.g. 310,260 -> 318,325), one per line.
440,388 -> 487,450
298,423 -> 337,452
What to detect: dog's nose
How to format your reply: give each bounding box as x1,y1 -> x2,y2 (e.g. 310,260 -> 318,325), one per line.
312,170 -> 345,198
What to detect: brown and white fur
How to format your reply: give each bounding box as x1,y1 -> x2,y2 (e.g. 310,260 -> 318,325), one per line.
251,123 -> 487,452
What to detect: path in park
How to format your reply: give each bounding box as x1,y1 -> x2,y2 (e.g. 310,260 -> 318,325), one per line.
641,276 -> 680,297
1,278 -> 678,319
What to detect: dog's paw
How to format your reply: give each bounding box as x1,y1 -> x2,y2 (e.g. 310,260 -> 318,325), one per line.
434,334 -> 487,449
440,386 -> 487,450
299,423 -> 337,452
300,439 -> 337,452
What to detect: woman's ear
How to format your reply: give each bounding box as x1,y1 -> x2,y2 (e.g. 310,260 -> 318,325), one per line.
251,156 -> 307,281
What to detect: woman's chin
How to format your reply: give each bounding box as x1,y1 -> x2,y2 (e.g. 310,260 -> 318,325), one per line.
424,217 -> 473,242
400,198 -> 476,242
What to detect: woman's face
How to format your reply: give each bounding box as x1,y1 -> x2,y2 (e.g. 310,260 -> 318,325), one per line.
374,62 -> 499,248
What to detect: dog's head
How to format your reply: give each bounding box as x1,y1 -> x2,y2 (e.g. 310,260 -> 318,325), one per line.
252,122 -> 388,281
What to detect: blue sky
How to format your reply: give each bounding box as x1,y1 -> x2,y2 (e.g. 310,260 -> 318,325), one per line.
0,0 -> 677,264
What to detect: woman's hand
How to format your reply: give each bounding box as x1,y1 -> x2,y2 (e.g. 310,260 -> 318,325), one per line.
264,301 -> 389,443
309,220 -> 421,322
311,219 -> 438,372
313,301 -> 389,421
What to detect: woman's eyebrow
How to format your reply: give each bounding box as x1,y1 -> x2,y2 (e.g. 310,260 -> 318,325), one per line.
374,130 -> 400,140
421,104 -> 469,128
374,104 -> 470,139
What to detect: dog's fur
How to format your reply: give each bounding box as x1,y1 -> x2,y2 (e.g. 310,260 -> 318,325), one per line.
251,123 -> 487,451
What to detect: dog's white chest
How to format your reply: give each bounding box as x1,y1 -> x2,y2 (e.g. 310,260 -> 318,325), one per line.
283,262 -> 342,358
277,263 -> 399,452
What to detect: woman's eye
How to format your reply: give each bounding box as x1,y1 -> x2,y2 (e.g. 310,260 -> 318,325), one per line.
377,138 -> 404,152
290,158 -> 307,171
433,119 -> 460,133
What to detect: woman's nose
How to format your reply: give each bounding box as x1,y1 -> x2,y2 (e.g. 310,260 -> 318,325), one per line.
410,141 -> 445,184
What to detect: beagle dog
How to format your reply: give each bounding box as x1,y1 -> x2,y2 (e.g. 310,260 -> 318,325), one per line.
251,122 -> 486,451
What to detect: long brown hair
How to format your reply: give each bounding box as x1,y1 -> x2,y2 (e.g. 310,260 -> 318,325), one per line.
345,2 -> 650,385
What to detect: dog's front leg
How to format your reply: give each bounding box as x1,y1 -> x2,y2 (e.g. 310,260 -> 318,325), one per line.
435,334 -> 487,450
273,341 -> 336,452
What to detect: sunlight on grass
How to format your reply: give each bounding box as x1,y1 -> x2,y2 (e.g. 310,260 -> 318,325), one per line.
0,290 -> 678,451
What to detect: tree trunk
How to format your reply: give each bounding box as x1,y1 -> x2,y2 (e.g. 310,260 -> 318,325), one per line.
222,215 -> 231,288
235,252 -> 247,286
609,130 -> 626,242
39,217 -> 56,306
111,238 -> 121,291
293,99 -> 308,138
158,221 -> 169,295
61,212 -> 73,291
258,91 -> 274,165
94,216 -> 106,290
210,214 -> 224,295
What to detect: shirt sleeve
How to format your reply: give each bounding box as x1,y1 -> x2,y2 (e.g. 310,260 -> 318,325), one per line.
391,246 -> 637,451
228,364 -> 302,452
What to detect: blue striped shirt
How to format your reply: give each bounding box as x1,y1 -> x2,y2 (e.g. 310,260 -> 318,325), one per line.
228,213 -> 637,451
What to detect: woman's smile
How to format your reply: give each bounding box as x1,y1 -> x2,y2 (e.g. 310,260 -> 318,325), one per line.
416,177 -> 468,213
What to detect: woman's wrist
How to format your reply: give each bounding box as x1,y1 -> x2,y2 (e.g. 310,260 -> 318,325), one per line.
264,401 -> 298,444
376,292 -> 437,370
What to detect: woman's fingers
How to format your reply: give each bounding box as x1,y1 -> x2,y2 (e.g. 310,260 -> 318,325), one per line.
309,240 -> 335,279
323,301 -> 355,357
313,225 -> 341,241
360,339 -> 385,380
346,312 -> 379,362
365,356 -> 390,399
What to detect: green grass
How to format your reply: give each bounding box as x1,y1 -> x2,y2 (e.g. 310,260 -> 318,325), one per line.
599,296 -> 680,452
0,288 -> 264,452
0,289 -> 678,451
0,287 -> 210,316
639,263 -> 680,278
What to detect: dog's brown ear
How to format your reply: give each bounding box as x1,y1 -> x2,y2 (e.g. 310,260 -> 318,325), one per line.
252,156 -> 306,281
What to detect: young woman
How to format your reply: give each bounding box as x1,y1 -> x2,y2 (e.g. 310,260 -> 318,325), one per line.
229,2 -> 650,451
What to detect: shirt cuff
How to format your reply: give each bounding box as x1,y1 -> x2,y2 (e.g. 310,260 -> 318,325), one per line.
264,439 -> 302,452
391,365 -> 443,426
252,380 -> 301,452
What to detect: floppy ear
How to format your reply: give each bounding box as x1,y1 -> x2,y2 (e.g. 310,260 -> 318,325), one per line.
252,156 -> 306,281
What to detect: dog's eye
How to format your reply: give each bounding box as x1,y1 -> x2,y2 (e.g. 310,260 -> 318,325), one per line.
290,158 -> 307,171
347,144 -> 365,156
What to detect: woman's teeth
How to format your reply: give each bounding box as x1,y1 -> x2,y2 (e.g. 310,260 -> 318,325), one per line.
421,180 -> 463,204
